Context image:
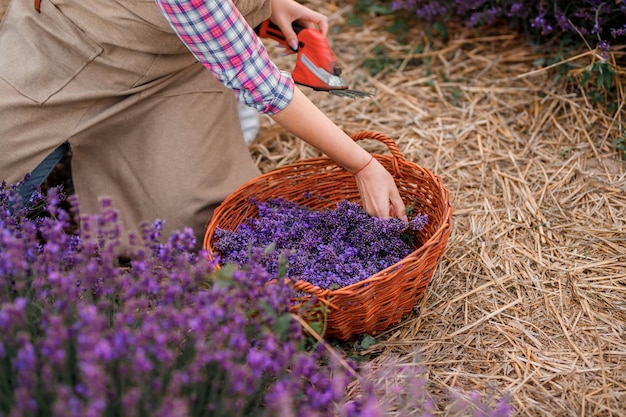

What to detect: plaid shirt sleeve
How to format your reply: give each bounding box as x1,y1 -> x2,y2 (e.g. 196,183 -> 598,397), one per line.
155,0 -> 295,115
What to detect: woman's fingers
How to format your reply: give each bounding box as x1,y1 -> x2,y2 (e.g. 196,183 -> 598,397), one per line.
269,0 -> 328,49
354,158 -> 406,221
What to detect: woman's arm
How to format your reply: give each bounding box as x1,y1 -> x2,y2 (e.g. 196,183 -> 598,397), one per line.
266,0 -> 406,220
155,0 -> 294,113
271,88 -> 407,221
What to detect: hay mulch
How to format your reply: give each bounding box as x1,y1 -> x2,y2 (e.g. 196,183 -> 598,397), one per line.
2,1 -> 624,415
253,2 -> 626,416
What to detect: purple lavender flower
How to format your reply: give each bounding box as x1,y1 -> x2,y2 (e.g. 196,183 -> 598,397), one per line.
531,14 -> 553,34
597,40 -> 611,59
386,0 -> 623,52
611,24 -> 626,38
508,2 -> 525,17
214,198 -> 428,290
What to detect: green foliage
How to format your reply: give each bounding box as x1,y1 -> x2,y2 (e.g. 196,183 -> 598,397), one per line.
346,0 -> 385,26
301,302 -> 329,337
328,334 -> 380,364
580,61 -> 613,92
357,335 -> 379,350
578,61 -> 621,114
347,0 -> 394,26
612,130 -> 626,160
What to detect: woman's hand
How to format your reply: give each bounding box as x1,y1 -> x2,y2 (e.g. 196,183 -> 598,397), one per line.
269,0 -> 328,50
353,157 -> 407,222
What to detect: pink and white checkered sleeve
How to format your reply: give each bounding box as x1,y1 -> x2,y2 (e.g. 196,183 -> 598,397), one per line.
155,0 -> 295,115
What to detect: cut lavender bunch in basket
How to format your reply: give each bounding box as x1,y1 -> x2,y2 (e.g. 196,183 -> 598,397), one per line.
213,198 -> 428,290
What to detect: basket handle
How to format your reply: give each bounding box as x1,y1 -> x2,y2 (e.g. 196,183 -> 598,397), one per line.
350,131 -> 405,174
350,131 -> 404,159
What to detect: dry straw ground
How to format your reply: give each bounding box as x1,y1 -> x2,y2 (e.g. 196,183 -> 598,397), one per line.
2,1 -> 624,416
254,1 -> 626,416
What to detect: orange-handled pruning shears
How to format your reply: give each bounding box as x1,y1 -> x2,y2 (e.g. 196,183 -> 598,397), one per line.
255,20 -> 372,98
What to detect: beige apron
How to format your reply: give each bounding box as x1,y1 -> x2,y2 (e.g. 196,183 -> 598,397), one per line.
0,0 -> 270,252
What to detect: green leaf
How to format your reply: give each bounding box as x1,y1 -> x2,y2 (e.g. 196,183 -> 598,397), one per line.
307,319 -> 324,336
263,242 -> 276,256
276,253 -> 288,277
579,70 -> 591,87
273,314 -> 292,340
386,19 -> 409,34
432,22 -> 449,41
211,264 -> 237,289
346,14 -> 363,27
359,335 -> 378,350
597,70 -> 606,91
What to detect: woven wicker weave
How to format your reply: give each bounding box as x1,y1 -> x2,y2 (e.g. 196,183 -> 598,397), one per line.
204,131 -> 453,341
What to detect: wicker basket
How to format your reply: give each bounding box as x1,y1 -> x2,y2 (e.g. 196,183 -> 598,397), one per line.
203,131 -> 453,341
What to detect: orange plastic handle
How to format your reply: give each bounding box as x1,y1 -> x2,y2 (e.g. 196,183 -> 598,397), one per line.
254,19 -> 305,50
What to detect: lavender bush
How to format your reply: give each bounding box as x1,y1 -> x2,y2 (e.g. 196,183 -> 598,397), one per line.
0,182 -> 361,417
214,198 -> 428,290
1,181 -> 513,416
386,0 -> 625,53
